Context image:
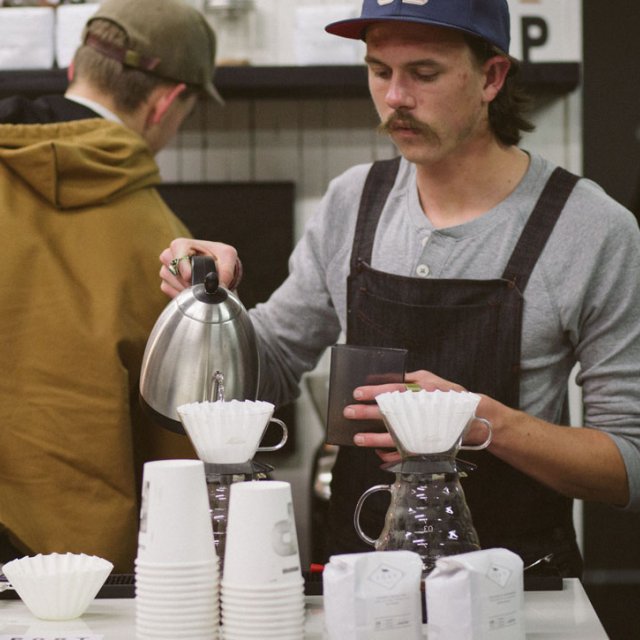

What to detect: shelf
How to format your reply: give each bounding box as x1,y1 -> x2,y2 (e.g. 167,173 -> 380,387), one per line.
0,62 -> 580,101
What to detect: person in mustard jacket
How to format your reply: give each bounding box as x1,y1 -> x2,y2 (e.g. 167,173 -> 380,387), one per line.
0,0 -> 234,573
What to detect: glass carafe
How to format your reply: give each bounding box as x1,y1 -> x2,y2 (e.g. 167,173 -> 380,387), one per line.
204,460 -> 272,571
354,457 -> 480,576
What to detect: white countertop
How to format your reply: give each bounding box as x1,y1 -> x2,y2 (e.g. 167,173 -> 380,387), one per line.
0,579 -> 608,639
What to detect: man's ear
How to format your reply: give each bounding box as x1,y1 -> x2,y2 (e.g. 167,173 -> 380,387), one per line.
148,83 -> 188,125
67,61 -> 75,83
482,55 -> 511,103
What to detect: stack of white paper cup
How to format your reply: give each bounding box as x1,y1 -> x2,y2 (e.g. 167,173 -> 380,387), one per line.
221,481 -> 305,639
135,459 -> 220,640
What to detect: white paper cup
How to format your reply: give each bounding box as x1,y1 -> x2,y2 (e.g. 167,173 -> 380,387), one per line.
137,459 -> 217,564
221,593 -> 303,608
221,599 -> 303,613
136,620 -> 219,638
222,629 -> 303,639
136,605 -> 218,620
137,593 -> 219,604
136,607 -> 218,623
137,633 -> 216,640
136,588 -> 219,601
222,622 -> 304,635
223,619 -> 304,630
222,612 -> 305,627
136,592 -> 219,607
135,558 -> 219,572
222,481 -> 301,585
221,578 -> 304,593
136,608 -> 218,623
136,572 -> 218,587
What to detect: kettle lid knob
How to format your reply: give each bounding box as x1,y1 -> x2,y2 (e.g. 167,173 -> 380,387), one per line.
204,271 -> 219,294
192,255 -> 227,303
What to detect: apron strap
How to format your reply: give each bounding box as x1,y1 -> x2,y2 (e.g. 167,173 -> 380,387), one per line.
350,160 -> 579,293
502,166 -> 580,292
350,156 -> 402,272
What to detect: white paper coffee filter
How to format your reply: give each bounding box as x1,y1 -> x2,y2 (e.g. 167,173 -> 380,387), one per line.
177,399 -> 275,463
2,553 -> 113,621
376,389 -> 482,454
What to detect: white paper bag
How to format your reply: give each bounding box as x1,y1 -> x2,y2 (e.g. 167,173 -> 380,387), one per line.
426,548 -> 525,640
323,550 -> 424,640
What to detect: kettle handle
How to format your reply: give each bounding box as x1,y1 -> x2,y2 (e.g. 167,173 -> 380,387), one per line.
191,255 -> 226,301
191,255 -> 218,289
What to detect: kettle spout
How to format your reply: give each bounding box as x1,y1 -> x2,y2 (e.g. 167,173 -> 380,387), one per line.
211,371 -> 225,401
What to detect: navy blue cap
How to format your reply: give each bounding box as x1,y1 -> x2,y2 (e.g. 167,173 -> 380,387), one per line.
325,0 -> 510,54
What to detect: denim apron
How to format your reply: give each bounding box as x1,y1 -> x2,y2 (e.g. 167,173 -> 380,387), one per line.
326,157 -> 583,577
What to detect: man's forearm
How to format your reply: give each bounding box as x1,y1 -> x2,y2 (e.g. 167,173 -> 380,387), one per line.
483,399 -> 630,507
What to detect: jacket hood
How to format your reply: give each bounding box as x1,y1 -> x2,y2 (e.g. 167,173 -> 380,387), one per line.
0,118 -> 161,209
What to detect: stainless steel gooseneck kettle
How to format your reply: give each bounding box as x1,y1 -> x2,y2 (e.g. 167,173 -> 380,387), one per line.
139,255 -> 260,433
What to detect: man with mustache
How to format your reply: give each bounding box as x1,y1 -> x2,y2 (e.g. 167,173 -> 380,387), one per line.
160,0 -> 640,577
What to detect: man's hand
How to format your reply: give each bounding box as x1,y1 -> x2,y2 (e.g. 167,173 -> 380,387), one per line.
159,238 -> 241,298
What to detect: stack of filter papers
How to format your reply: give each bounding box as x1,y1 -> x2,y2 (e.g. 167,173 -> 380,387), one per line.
376,389 -> 481,455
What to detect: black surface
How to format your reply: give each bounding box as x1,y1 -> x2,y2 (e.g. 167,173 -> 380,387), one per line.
0,63 -> 580,101
157,182 -> 293,312
583,1 -> 640,217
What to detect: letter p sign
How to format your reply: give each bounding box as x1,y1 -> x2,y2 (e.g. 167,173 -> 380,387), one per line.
521,16 -> 549,63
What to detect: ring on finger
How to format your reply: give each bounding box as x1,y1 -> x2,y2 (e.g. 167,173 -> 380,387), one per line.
168,255 -> 191,276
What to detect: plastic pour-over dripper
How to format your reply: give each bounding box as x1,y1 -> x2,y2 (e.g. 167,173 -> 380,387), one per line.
375,389 -> 485,457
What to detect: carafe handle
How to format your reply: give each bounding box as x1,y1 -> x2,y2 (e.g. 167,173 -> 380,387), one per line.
353,484 -> 391,546
459,416 -> 493,450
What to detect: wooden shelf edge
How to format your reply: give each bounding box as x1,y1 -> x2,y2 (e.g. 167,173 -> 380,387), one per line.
0,62 -> 580,101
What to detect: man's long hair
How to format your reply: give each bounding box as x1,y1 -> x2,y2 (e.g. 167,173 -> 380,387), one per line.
465,35 -> 535,146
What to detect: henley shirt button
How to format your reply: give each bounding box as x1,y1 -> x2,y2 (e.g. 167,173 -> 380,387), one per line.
416,264 -> 430,277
